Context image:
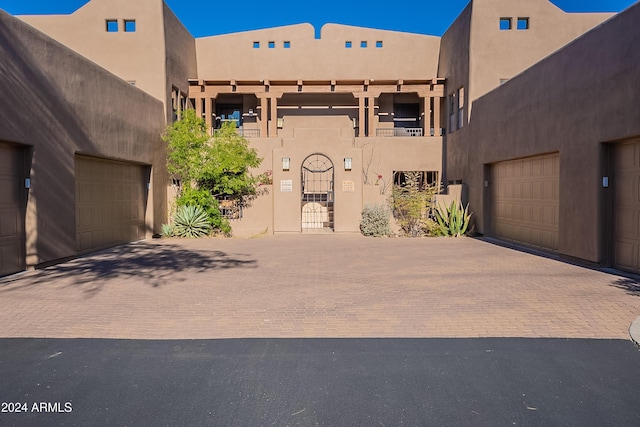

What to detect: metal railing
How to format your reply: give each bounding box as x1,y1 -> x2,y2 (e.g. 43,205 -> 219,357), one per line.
212,128 -> 261,138
376,128 -> 424,137
375,128 -> 446,137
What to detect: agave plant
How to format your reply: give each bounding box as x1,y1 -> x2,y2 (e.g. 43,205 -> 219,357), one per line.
433,200 -> 472,237
161,223 -> 175,237
173,205 -> 212,238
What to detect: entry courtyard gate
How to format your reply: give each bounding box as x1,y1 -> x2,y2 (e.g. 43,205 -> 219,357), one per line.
301,154 -> 334,231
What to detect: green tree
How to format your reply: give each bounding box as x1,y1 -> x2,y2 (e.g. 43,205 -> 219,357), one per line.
199,121 -> 262,198
162,109 -> 263,235
164,108 -> 210,186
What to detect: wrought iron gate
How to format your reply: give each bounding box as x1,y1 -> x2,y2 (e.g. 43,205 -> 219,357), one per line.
301,154 -> 334,231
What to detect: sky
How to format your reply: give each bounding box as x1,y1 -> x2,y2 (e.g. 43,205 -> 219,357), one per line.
0,0 -> 636,37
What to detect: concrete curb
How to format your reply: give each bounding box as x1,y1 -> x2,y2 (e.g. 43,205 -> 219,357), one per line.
630,317 -> 640,347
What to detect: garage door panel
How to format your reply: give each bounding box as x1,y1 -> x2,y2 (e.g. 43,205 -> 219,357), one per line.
615,240 -> 636,271
0,210 -> 19,237
490,153 -> 559,251
0,143 -> 26,276
614,139 -> 640,273
75,156 -> 147,253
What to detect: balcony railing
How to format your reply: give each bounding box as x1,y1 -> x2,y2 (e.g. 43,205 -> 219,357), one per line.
376,128 -> 423,137
213,128 -> 261,138
375,128 -> 446,137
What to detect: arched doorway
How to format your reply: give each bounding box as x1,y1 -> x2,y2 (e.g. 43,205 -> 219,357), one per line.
301,154 -> 334,231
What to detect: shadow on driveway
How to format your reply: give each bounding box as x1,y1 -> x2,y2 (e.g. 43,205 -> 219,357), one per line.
610,277 -> 640,297
0,241 -> 257,296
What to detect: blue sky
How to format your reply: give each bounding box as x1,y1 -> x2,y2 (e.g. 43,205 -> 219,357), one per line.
0,0 -> 636,37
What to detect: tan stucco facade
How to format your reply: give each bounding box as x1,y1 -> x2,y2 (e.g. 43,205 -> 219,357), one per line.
1,0 -> 637,274
0,9 -> 166,272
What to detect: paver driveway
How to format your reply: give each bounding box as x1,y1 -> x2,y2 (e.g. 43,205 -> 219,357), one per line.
0,235 -> 638,339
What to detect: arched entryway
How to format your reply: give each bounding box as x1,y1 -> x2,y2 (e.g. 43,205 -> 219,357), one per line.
301,154 -> 334,231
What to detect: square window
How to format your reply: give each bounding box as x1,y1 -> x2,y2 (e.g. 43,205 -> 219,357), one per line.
253,41 -> 260,48
345,41 -> 352,48
124,19 -> 136,32
499,17 -> 512,30
375,40 -> 383,48
106,19 -> 118,32
284,41 -> 291,48
268,41 -> 275,48
517,17 -> 529,30
360,41 -> 367,48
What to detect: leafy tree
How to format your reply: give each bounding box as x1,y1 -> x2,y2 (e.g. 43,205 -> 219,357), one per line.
162,109 -> 263,235
164,108 -> 210,186
199,121 -> 262,198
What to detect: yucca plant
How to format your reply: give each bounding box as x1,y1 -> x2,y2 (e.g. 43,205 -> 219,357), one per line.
433,200 -> 472,237
173,205 -> 212,238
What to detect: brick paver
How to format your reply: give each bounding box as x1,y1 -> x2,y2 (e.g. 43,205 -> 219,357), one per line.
0,235 -> 638,339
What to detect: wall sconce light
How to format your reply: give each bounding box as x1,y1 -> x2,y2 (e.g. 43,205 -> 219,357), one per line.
282,157 -> 290,171
344,157 -> 352,171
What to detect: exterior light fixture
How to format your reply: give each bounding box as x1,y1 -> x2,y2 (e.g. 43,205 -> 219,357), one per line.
282,157 -> 290,171
344,157 -> 352,171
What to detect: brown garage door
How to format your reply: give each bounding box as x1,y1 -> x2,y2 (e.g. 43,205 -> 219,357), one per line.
490,153 -> 559,251
0,143 -> 26,276
613,139 -> 640,273
75,156 -> 148,253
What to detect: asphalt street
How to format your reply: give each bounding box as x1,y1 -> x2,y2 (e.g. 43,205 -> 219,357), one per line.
1,338 -> 639,426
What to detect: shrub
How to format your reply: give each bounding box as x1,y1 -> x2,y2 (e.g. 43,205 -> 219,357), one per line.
433,200 -> 472,237
176,187 -> 231,235
390,172 -> 438,237
161,223 -> 175,237
360,204 -> 391,237
173,205 -> 212,238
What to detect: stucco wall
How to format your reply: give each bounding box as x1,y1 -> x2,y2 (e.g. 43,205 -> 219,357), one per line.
163,2 -> 198,121
0,10 -> 166,266
19,0 -> 168,107
467,0 -> 612,111
196,24 -> 441,81
447,2 -> 640,263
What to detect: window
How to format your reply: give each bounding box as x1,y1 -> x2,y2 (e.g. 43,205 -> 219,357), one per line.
124,19 -> 136,32
448,93 -> 456,133
253,41 -> 260,48
499,17 -> 512,30
106,19 -> 118,32
345,41 -> 352,48
284,41 -> 291,48
517,17 -> 529,30
268,41 -> 275,48
393,171 -> 439,189
375,40 -> 383,48
457,87 -> 465,129
360,41 -> 367,48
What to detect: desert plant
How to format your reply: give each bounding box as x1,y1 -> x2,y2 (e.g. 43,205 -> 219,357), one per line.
175,187 -> 230,235
173,205 -> 212,238
161,223 -> 175,237
390,172 -> 438,237
360,204 -> 391,237
433,200 -> 472,237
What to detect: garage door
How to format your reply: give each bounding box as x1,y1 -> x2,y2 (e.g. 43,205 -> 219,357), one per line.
0,143 -> 26,276
75,156 -> 148,253
490,153 -> 559,251
613,139 -> 640,273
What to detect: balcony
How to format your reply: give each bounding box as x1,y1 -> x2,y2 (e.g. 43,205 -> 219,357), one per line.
376,128 -> 423,137
375,128 -> 445,137
212,128 -> 261,138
